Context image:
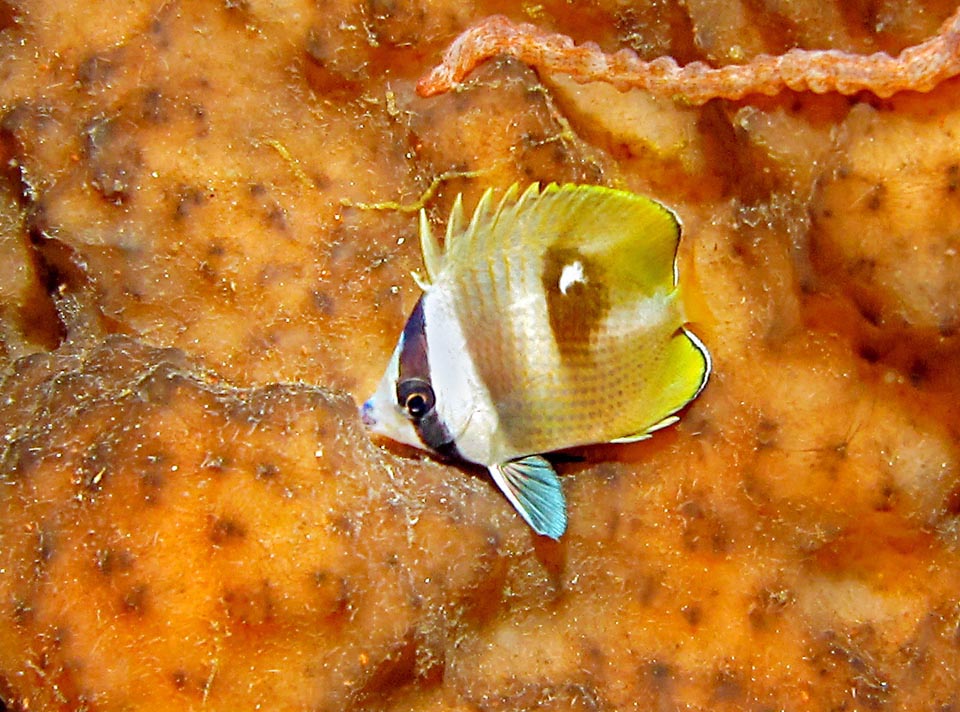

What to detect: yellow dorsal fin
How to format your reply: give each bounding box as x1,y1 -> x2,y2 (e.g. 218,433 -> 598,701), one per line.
418,208 -> 442,285
464,186 -> 497,245
444,182 -> 681,299
444,193 -> 466,247
552,183 -> 681,294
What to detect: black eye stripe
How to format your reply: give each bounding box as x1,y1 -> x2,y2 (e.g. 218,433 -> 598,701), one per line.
417,411 -> 459,459
395,296 -> 460,458
398,297 -> 430,384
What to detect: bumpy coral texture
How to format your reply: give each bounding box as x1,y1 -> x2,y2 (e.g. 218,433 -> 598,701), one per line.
2,0 -> 960,710
417,6 -> 960,101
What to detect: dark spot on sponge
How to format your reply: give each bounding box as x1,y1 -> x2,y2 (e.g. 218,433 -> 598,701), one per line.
0,1 -> 19,31
137,453 -> 170,502
209,516 -> 247,545
222,581 -> 274,626
83,116 -> 142,205
12,597 -> 32,626
140,89 -> 167,124
329,513 -> 358,538
852,290 -> 882,326
639,659 -> 675,694
857,342 -> 881,363
311,290 -> 335,315
943,484 -> 960,516
263,203 -> 287,231
4,436 -> 42,480
135,366 -> 186,405
80,441 -> 116,492
681,603 -> 703,626
174,185 -> 207,220
755,418 -> 779,450
256,462 -> 279,480
38,528 -> 56,565
121,583 -> 149,616
908,358 -> 929,387
946,163 -> 959,193
865,183 -> 885,211
201,452 -> 228,473
748,585 -> 793,629
95,548 -> 135,576
313,570 -> 351,617
77,51 -> 116,87
712,666 -> 744,702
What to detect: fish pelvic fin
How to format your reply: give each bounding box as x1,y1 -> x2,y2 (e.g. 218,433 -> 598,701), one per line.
488,455 -> 567,539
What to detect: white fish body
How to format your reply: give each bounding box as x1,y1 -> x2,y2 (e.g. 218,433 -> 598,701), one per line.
361,183 -> 711,539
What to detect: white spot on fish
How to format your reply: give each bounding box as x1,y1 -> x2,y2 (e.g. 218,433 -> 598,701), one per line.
558,261 -> 585,295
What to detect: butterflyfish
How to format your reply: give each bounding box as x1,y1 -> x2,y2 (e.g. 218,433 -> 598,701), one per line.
360,183 -> 711,539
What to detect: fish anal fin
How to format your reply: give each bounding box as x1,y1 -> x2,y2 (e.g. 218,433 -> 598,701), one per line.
609,415 -> 680,444
488,455 -> 567,539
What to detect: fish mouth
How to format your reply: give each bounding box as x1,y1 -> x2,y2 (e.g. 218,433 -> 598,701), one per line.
359,399 -> 377,428
358,389 -> 424,451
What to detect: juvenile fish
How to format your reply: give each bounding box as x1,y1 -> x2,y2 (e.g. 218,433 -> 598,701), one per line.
361,183 -> 710,539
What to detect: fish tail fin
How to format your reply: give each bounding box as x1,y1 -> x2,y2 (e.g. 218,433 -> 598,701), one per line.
488,456 -> 567,539
612,325 -> 711,443
681,327 -> 712,401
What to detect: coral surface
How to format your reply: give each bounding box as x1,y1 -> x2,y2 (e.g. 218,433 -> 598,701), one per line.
2,1 -> 960,710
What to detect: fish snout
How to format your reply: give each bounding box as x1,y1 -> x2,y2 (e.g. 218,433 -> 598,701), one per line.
360,399 -> 377,428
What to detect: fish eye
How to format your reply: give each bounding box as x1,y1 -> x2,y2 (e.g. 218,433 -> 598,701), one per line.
397,378 -> 435,420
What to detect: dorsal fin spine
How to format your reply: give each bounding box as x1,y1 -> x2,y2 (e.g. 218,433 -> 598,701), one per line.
418,208 -> 442,285
445,193 -> 465,246
465,187 -> 496,243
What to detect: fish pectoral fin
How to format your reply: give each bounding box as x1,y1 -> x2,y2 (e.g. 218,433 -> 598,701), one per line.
609,415 -> 680,444
488,456 -> 567,540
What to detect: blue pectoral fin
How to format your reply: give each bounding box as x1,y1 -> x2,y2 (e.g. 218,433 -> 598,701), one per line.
489,456 -> 567,539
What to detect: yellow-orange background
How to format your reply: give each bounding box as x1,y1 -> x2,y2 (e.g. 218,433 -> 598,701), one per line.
2,1 -> 960,709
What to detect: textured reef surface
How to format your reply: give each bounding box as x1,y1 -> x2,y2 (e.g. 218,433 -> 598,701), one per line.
2,0 -> 960,709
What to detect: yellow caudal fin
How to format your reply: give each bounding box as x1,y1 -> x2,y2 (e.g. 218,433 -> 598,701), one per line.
614,326 -> 711,443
